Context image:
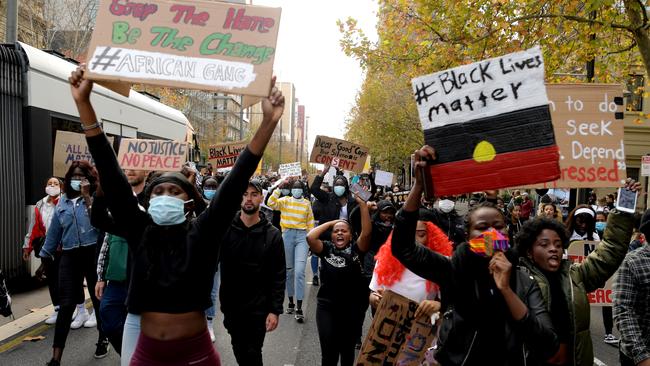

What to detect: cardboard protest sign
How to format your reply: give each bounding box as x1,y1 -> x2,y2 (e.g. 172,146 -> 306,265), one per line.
278,162 -> 301,179
309,136 -> 369,173
53,131 -> 114,177
117,138 -> 187,171
534,84 -> 626,188
85,0 -> 281,99
374,170 -> 394,187
567,241 -> 615,307
411,46 -> 560,196
208,140 -> 247,169
356,290 -> 436,365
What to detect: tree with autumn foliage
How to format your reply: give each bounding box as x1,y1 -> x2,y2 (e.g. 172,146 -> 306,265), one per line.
339,0 -> 650,158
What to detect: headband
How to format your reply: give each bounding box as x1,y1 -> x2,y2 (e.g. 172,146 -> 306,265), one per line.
574,208 -> 594,217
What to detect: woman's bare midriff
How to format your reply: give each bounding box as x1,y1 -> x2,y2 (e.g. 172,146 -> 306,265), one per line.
141,311 -> 206,341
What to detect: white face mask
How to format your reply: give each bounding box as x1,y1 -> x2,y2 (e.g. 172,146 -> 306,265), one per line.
439,199 -> 455,213
45,186 -> 60,197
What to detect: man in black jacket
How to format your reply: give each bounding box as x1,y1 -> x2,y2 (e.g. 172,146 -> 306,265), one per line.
219,180 -> 286,366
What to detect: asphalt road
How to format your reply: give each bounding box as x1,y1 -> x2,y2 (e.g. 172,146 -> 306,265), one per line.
0,267 -> 623,366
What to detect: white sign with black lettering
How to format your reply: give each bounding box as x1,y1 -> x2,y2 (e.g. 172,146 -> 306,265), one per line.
411,46 -> 548,129
279,162 -> 302,179
374,170 -> 394,187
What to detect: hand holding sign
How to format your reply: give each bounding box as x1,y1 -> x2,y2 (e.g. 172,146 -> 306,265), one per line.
262,76 -> 285,125
69,64 -> 93,105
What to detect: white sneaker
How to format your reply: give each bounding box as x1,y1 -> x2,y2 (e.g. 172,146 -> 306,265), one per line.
71,308 -> 89,329
84,311 -> 97,328
207,318 -> 216,343
45,310 -> 58,325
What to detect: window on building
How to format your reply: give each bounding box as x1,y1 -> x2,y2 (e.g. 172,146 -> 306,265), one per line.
626,74 -> 644,112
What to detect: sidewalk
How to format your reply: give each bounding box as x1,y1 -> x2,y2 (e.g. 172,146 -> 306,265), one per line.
0,285 -> 91,347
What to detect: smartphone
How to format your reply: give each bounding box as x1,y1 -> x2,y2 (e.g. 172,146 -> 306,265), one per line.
616,187 -> 638,214
351,183 -> 372,202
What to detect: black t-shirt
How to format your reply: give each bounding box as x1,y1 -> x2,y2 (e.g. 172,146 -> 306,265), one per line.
317,241 -> 365,306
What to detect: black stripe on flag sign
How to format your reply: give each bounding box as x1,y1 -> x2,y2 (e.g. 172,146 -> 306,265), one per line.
424,105 -> 555,164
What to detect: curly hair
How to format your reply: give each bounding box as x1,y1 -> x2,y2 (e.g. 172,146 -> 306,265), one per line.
515,217 -> 570,257
374,221 -> 452,292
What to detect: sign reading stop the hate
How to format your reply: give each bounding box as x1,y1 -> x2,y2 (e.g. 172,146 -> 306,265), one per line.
118,138 -> 188,171
542,84 -> 626,188
309,136 -> 369,173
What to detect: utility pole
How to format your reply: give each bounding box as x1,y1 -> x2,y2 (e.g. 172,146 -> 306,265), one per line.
6,0 -> 18,43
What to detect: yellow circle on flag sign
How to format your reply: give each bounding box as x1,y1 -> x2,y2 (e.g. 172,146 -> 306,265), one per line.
473,141 -> 496,162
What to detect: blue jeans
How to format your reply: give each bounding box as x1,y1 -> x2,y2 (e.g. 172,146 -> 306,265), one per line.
99,281 -> 128,354
205,270 -> 220,319
121,313 -> 141,366
283,229 -> 308,301
311,255 -> 319,277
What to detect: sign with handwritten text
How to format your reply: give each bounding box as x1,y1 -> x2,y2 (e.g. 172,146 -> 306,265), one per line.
540,84 -> 626,188
117,138 -> 187,171
309,135 -> 369,173
278,162 -> 301,179
567,241 -> 615,307
356,290 -> 436,365
208,140 -> 247,169
52,131 -> 114,177
85,0 -> 281,97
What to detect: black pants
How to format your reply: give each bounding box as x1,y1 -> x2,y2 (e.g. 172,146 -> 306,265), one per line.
602,306 -> 613,334
42,253 -> 61,307
223,312 -> 267,366
53,245 -> 105,349
620,350 -> 636,366
316,301 -> 360,366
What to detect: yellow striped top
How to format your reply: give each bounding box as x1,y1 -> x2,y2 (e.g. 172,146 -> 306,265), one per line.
267,190 -> 315,232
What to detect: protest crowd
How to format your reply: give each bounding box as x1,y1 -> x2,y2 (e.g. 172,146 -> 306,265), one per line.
2,2 -> 650,366
3,65 -> 645,366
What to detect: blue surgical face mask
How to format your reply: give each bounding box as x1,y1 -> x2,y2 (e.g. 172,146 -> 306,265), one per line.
291,188 -> 303,199
334,186 -> 346,197
203,189 -> 216,200
595,222 -> 607,232
148,196 -> 192,226
281,189 -> 290,196
70,179 -> 82,192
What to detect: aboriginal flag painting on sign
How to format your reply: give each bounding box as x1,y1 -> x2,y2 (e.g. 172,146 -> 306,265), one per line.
411,46 -> 560,196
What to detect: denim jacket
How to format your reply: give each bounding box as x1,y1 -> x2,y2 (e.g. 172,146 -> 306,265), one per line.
40,194 -> 98,258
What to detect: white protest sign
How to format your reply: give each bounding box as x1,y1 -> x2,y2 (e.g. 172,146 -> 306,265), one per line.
642,155 -> 650,177
374,170 -> 394,187
411,46 -> 547,130
279,162 -> 302,179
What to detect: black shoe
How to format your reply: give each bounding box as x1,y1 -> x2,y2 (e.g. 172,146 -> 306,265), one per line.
312,276 -> 319,286
94,338 -> 110,359
295,309 -> 304,323
46,360 -> 60,366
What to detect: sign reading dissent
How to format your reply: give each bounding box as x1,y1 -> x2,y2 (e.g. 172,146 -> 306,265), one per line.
309,136 -> 369,173
541,84 -> 626,188
208,141 -> 247,169
85,0 -> 281,97
410,46 -> 560,196
117,138 -> 187,171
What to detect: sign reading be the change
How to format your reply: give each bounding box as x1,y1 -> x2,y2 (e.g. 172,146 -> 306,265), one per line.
85,0 -> 281,98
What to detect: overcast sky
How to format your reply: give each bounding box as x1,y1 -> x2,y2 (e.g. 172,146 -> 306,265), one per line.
254,0 -> 379,148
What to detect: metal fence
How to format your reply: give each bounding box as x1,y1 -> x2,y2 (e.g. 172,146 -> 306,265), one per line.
0,43 -> 27,280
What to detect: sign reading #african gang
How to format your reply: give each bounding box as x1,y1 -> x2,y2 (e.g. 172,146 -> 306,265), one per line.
356,290 -> 436,365
208,140 -> 247,169
309,136 -> 369,173
118,138 -> 187,171
85,0 -> 281,97
411,46 -> 560,195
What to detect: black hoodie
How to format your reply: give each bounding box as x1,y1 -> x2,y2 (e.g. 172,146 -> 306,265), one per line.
219,211 -> 286,316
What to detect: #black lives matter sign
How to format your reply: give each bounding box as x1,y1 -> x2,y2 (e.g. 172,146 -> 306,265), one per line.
411,46 -> 560,195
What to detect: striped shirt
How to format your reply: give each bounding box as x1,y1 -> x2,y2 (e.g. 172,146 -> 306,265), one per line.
613,244 -> 650,364
267,189 -> 315,232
